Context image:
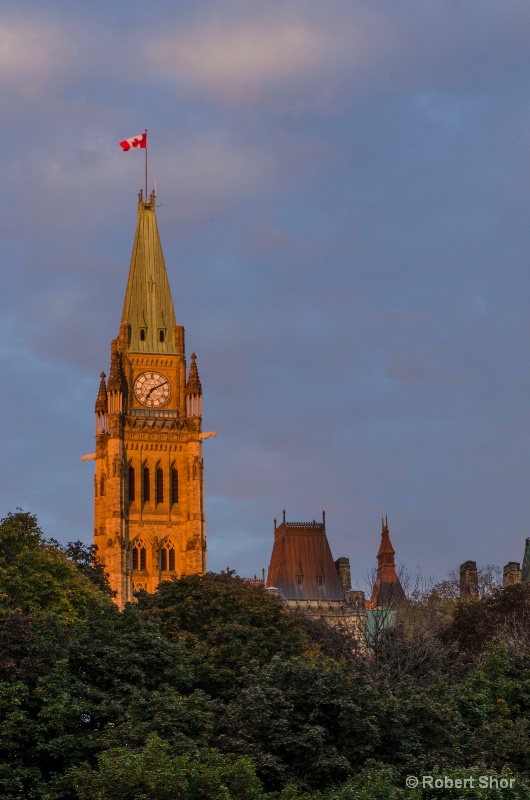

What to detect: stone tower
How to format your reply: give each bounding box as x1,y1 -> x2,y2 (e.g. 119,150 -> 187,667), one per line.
94,190 -> 206,607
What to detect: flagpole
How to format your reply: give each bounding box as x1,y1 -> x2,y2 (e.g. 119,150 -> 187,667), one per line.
145,129 -> 148,199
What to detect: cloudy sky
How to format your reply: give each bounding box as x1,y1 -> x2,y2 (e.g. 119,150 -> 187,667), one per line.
1,0 -> 530,591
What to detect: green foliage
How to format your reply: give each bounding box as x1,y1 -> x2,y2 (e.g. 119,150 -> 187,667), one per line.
61,540 -> 114,597
2,512 -> 530,800
443,583 -> 530,655
456,645 -> 530,773
372,677 -> 463,775
324,766 -> 420,799
139,573 -> 306,699
68,733 -> 264,800
0,604 -> 196,799
216,654 -> 378,790
0,511 -> 112,622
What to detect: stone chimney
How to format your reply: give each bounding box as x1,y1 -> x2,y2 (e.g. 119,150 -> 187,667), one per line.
459,561 -> 478,600
345,589 -> 366,611
522,538 -> 530,583
335,557 -> 352,591
503,562 -> 522,588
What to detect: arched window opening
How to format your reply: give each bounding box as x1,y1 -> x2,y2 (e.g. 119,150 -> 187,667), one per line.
160,541 -> 176,572
159,329 -> 165,342
171,467 -> 179,505
140,328 -> 146,341
143,466 -> 150,502
133,541 -> 147,571
100,475 -> 106,497
128,465 -> 135,502
156,466 -> 164,504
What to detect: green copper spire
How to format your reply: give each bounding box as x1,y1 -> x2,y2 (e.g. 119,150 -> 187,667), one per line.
121,189 -> 177,354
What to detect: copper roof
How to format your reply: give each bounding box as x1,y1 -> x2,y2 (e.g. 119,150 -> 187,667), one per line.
266,516 -> 346,602
121,190 -> 178,355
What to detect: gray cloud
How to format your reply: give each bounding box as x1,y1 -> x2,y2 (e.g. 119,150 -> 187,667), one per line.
1,0 -> 529,590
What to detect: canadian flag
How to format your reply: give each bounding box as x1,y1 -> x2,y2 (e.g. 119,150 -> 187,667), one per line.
120,132 -> 147,151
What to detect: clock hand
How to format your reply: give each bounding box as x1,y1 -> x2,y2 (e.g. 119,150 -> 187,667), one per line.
146,380 -> 169,398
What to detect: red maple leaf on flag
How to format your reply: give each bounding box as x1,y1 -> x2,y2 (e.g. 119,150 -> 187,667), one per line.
120,133 -> 147,151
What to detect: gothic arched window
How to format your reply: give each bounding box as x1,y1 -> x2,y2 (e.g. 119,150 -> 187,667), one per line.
160,541 -> 176,573
156,466 -> 164,504
171,467 -> 178,505
133,539 -> 147,571
128,465 -> 135,502
143,466 -> 150,503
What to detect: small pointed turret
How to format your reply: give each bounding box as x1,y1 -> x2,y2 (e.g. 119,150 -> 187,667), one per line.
95,371 -> 108,434
376,515 -> 395,562
186,353 -> 202,417
186,353 -> 202,394
369,517 -> 405,609
107,341 -> 126,414
107,344 -> 122,391
95,372 -> 108,414
121,190 -> 178,354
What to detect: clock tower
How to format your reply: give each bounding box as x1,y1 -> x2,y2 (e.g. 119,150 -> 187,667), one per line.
94,189 -> 206,607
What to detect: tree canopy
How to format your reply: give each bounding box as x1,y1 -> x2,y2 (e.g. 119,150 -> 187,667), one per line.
0,510 -> 529,800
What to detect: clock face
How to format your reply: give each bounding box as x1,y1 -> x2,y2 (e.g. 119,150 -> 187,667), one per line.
134,371 -> 171,408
